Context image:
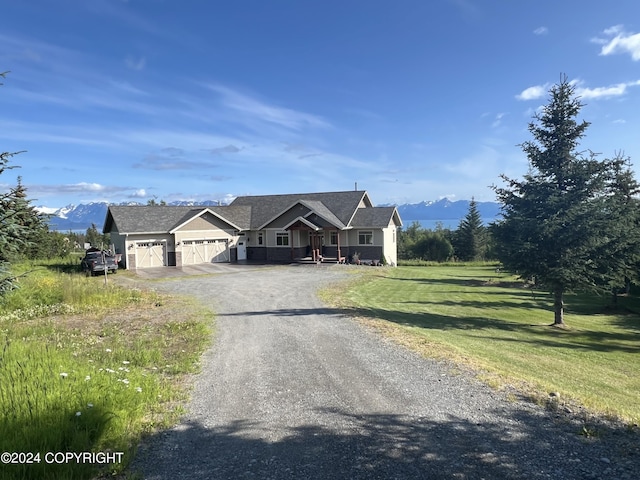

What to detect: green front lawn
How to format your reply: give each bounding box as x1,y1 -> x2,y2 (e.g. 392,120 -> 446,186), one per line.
326,265 -> 640,424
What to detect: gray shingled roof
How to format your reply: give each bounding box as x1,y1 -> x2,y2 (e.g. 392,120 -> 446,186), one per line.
290,200 -> 346,229
351,206 -> 402,228
230,190 -> 369,229
104,206 -> 199,233
104,205 -> 252,234
103,191 -> 398,234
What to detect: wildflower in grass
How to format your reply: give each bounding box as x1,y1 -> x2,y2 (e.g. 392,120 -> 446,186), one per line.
105,368 -> 116,373
85,375 -> 91,381
87,403 -> 94,408
135,387 -> 142,393
122,361 -> 130,365
76,411 -> 82,417
105,348 -> 112,353
60,372 -> 68,378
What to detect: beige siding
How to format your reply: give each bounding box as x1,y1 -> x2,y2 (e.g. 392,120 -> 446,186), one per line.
382,220 -> 398,265
346,229 -> 383,247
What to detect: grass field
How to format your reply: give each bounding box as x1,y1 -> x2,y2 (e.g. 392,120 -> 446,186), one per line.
324,265 -> 640,425
0,260 -> 213,480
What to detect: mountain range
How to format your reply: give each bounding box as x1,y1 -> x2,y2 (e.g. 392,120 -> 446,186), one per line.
37,198 -> 502,232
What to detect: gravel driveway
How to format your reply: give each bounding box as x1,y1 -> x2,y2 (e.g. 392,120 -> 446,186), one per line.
132,264 -> 637,479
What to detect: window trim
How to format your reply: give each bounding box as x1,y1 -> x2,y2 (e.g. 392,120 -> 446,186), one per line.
276,231 -> 290,246
358,230 -> 373,245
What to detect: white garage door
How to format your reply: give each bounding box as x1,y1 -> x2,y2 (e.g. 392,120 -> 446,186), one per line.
135,242 -> 167,268
182,239 -> 229,265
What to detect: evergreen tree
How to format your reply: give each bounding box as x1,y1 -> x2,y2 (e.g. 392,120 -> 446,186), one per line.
492,76 -> 629,326
454,198 -> 486,261
1,155 -> 48,293
595,154 -> 640,302
85,223 -> 110,248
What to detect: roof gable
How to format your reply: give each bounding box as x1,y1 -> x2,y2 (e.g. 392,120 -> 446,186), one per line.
230,190 -> 370,229
170,208 -> 242,233
350,206 -> 402,228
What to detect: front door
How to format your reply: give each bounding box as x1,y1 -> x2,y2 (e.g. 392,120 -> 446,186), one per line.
236,234 -> 247,261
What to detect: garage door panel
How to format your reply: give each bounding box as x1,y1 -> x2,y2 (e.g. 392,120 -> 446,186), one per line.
182,239 -> 229,265
136,242 -> 166,268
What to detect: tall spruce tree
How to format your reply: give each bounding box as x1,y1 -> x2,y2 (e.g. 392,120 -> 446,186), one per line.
492,76 -> 627,326
455,198 -> 486,261
1,72 -> 48,294
596,154 -> 640,302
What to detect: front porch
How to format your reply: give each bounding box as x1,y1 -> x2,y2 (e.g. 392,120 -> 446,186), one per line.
286,221 -> 345,264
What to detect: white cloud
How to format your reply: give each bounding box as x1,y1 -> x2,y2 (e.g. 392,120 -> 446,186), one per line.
492,112 -> 507,128
516,84 -> 549,101
28,182 -> 132,195
575,79 -> 640,99
205,84 -> 331,131
593,25 -> 640,61
516,79 -> 640,102
533,26 -> 548,35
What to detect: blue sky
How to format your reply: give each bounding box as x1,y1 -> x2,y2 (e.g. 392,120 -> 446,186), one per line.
2,0 -> 640,208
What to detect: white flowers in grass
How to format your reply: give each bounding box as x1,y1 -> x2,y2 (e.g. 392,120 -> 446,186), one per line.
135,387 -> 142,393
75,411 -> 82,417
85,375 -> 91,381
87,403 -> 94,408
122,361 -> 130,365
59,372 -> 68,378
105,348 -> 112,353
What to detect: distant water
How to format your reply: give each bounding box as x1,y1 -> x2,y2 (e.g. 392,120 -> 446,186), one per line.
402,218 -> 498,230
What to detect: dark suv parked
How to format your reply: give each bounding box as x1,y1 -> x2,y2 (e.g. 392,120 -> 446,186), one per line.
81,248 -> 118,276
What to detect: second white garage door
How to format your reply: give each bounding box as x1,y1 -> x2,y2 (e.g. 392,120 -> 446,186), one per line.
182,239 -> 230,265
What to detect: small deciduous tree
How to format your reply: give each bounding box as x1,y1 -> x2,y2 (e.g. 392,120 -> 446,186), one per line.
414,231 -> 454,262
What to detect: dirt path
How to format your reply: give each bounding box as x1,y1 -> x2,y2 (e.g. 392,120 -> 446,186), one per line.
132,265 -> 637,479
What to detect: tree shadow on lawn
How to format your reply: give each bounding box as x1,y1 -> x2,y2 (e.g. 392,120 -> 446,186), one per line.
223,305 -> 640,350
361,305 -> 640,352
131,405 -> 639,480
483,332 -> 640,353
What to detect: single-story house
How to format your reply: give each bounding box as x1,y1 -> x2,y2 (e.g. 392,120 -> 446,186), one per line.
103,190 -> 402,269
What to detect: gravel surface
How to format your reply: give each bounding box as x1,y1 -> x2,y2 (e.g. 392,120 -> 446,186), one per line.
132,264 -> 638,479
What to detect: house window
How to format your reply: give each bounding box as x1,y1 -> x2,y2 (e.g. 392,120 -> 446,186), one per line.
258,232 -> 264,245
330,231 -> 339,245
358,231 -> 373,245
276,232 -> 289,246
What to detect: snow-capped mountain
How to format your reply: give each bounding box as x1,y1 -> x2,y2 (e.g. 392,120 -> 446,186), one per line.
38,198 -> 502,232
37,201 -> 224,231
395,198 -> 501,225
